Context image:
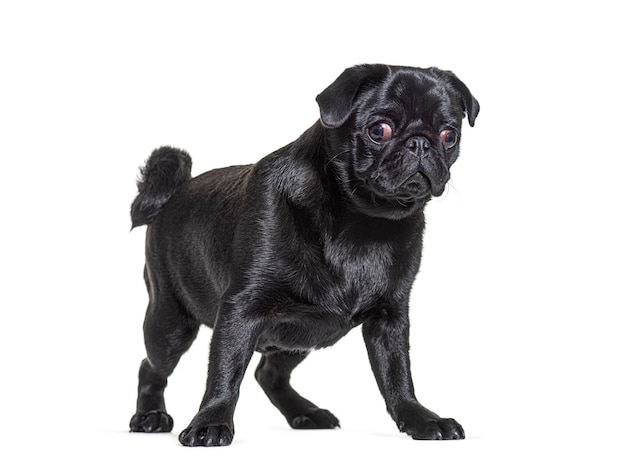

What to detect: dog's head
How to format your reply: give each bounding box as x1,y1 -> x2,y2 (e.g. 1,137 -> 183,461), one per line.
316,64 -> 479,219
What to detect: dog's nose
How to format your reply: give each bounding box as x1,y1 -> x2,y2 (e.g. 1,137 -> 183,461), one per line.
405,136 -> 431,158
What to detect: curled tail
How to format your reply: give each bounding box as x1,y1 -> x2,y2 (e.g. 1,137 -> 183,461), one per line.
130,146 -> 192,229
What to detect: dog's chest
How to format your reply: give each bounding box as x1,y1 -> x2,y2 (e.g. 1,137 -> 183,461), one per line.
309,232 -> 396,315
278,209 -> 423,319
330,236 -> 390,282
259,217 -> 421,352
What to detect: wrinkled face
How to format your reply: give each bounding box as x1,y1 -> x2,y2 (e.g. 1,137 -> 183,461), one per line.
318,65 -> 478,220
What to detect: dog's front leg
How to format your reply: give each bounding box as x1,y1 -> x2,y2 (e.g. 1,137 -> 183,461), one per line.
362,305 -> 464,440
179,312 -> 260,447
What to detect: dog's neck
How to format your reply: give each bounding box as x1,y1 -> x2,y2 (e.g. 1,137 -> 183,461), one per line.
273,121 -> 425,240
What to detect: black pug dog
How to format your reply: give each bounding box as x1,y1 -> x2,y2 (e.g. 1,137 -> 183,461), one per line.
129,64 -> 479,446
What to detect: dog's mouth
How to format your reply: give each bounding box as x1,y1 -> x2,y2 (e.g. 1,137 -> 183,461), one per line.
344,173 -> 432,219
364,172 -> 433,203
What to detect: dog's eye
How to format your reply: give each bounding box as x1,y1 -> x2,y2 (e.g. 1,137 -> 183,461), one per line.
440,129 -> 458,149
368,123 -> 393,143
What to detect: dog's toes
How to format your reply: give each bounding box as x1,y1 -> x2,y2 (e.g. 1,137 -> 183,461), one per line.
403,417 -> 464,440
129,410 -> 174,433
179,424 -> 234,447
291,409 -> 340,430
438,418 -> 464,440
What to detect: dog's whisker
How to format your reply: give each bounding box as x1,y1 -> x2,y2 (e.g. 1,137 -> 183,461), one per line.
433,179 -> 454,202
324,149 -> 350,172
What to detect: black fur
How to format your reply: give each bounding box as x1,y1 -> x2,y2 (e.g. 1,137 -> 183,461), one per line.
129,64 -> 479,446
130,146 -> 192,229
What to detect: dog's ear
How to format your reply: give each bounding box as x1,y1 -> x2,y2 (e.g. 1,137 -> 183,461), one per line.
436,69 -> 480,127
316,64 -> 389,128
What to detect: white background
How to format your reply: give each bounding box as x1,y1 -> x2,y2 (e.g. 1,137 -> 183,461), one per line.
1,0 -> 624,471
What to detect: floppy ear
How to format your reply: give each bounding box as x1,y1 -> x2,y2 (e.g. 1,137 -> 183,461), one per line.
316,64 -> 389,128
437,69 -> 480,127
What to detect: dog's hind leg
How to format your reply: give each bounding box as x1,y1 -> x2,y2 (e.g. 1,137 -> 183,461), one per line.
130,286 -> 199,433
255,351 -> 340,429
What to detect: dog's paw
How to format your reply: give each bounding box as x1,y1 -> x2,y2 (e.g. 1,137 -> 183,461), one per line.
290,409 -> 340,429
399,417 -> 464,440
179,424 -> 234,447
129,410 -> 174,433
